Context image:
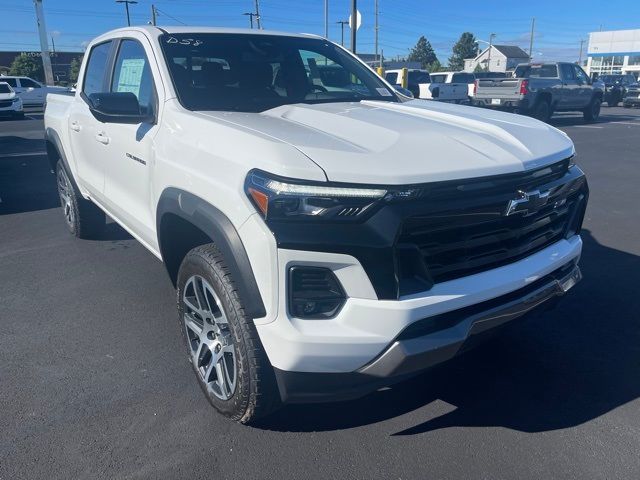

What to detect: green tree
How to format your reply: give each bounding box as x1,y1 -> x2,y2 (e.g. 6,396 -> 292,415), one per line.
407,36 -> 438,69
69,56 -> 83,83
425,59 -> 443,73
473,63 -> 487,73
449,32 -> 479,71
9,53 -> 43,80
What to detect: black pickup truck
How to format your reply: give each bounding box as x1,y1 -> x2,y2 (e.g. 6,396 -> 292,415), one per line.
599,74 -> 636,107
473,62 -> 604,123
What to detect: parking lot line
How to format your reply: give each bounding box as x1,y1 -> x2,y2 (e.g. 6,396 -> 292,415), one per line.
609,121 -> 640,126
0,151 -> 46,158
570,125 -> 604,129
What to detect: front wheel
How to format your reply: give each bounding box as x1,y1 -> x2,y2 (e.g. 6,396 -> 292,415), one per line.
177,244 -> 279,424
583,98 -> 602,123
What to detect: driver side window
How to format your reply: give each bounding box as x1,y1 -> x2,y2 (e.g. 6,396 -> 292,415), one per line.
574,66 -> 589,84
110,39 -> 156,115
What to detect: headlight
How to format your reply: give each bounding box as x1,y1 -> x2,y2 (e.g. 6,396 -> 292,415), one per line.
245,170 -> 397,222
245,170 -> 425,222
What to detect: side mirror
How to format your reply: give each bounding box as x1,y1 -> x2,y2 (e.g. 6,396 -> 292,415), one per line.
86,92 -> 152,124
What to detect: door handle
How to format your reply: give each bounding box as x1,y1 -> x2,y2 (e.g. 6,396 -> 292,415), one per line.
95,132 -> 110,145
70,122 -> 81,132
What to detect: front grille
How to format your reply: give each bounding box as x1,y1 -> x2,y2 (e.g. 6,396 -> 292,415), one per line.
0,100 -> 12,108
397,161 -> 587,286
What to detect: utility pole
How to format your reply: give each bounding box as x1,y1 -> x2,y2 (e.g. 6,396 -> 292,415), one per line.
350,0 -> 357,54
33,0 -> 54,86
151,4 -> 157,26
116,0 -> 138,27
487,33 -> 496,72
578,39 -> 585,65
337,20 -> 348,46
255,0 -> 262,29
374,0 -> 379,66
528,17 -> 536,61
243,12 -> 257,29
324,0 -> 328,38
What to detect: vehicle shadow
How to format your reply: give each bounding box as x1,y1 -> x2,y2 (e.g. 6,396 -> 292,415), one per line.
0,137 -> 56,215
255,230 -> 640,434
549,111 -> 639,127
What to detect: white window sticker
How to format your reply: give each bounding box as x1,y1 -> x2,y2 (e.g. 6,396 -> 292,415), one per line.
376,88 -> 393,96
116,58 -> 145,97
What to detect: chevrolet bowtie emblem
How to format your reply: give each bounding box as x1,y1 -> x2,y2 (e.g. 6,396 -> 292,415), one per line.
504,189 -> 551,217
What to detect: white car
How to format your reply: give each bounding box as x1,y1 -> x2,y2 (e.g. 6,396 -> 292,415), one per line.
45,26 -> 588,424
430,71 -> 477,98
385,68 -> 469,103
0,81 -> 24,118
0,76 -> 69,106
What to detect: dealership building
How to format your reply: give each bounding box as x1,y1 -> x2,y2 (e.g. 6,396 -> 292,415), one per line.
586,29 -> 640,78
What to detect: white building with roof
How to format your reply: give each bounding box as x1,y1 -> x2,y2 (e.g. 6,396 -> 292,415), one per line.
586,29 -> 640,79
463,45 -> 530,73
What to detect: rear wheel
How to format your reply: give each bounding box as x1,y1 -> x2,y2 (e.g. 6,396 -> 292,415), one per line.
56,160 -> 105,238
532,100 -> 551,123
583,97 -> 602,123
177,244 -> 279,424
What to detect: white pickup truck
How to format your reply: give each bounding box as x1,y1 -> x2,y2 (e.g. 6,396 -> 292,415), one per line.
429,71 -> 477,99
385,68 -> 469,103
45,26 -> 588,424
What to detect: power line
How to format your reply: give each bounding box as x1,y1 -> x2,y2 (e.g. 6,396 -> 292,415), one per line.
154,7 -> 188,25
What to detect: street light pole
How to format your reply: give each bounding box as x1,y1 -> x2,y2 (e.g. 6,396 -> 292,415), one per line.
487,33 -> 496,72
350,0 -> 357,53
337,20 -> 348,46
33,0 -> 54,86
116,0 -> 138,27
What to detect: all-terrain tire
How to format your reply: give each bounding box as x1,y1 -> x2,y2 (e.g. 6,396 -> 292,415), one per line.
177,243 -> 280,424
532,100 -> 551,123
583,97 -> 602,123
55,160 -> 105,239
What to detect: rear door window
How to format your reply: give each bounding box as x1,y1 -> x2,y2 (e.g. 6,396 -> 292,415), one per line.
83,41 -> 113,96
430,74 -> 446,83
3,78 -> 18,87
408,71 -> 430,84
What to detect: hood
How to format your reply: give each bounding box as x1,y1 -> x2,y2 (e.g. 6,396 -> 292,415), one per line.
199,100 -> 574,185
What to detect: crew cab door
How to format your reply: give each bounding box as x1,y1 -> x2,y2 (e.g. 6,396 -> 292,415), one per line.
100,36 -> 161,248
558,63 -> 578,108
573,65 -> 592,108
68,39 -> 115,199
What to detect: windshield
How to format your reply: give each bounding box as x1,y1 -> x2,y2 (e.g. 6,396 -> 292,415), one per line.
601,75 -> 623,84
160,33 -> 398,112
514,64 -> 558,78
0,83 -> 12,93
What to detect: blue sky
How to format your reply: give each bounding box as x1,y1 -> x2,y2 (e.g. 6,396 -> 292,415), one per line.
1,0 -> 639,62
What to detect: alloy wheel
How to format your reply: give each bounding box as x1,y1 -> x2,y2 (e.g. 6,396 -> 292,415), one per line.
182,275 -> 237,400
57,167 -> 75,229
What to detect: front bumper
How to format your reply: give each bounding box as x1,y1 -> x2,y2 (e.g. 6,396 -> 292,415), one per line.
623,96 -> 640,106
274,260 -> 581,403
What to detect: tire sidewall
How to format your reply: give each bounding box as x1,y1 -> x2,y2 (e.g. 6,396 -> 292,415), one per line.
55,160 -> 80,236
176,250 -> 252,420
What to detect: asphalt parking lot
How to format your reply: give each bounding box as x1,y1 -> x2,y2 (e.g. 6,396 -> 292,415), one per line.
1,107 -> 640,480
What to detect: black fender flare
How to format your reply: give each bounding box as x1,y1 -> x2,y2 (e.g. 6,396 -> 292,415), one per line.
156,188 -> 266,319
45,127 -> 75,181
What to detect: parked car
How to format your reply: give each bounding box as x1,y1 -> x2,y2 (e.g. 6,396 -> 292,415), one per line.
429,71 -> 476,99
623,83 -> 640,108
45,26 -> 588,424
0,81 -> 24,119
385,69 -> 468,103
474,62 -> 604,123
0,75 -> 69,106
599,74 -> 637,107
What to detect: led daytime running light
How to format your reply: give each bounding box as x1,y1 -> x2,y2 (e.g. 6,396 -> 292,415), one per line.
263,178 -> 387,198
